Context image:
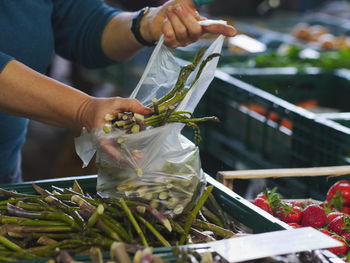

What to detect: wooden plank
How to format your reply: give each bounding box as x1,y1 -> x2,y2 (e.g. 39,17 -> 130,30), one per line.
217,165 -> 350,184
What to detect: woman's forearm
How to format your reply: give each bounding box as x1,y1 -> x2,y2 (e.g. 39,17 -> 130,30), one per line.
0,60 -> 152,131
0,60 -> 90,130
101,12 -> 143,62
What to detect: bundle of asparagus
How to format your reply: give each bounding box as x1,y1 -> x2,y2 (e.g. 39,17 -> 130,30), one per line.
102,48 -> 220,146
53,243 -> 222,263
0,181 -> 237,261
95,49 -> 222,217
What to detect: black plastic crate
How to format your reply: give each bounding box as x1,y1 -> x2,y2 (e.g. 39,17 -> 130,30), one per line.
311,113 -> 350,166
202,70 -> 316,169
213,68 -> 350,167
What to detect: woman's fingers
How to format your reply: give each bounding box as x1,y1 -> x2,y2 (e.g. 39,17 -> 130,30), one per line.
164,4 -> 203,47
166,6 -> 189,42
163,19 -> 181,48
114,98 -> 153,115
172,4 -> 202,40
99,137 -> 124,162
202,23 -> 237,37
161,2 -> 236,48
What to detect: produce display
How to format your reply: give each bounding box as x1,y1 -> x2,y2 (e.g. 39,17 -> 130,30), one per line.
0,181 -> 238,261
225,44 -> 350,70
291,23 -> 350,50
0,180 -> 336,263
252,180 -> 350,261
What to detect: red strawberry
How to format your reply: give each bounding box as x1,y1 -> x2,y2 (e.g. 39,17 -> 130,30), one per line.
286,200 -> 304,207
328,235 -> 348,256
252,197 -> 272,214
301,205 -> 327,228
341,205 -> 350,215
342,233 -> 350,243
327,180 -> 350,208
275,206 -> 302,224
319,228 -> 332,236
327,212 -> 344,223
256,192 -> 267,200
288,223 -> 302,228
328,216 -> 350,235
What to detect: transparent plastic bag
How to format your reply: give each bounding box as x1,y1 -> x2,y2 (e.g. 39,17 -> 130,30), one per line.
75,33 -> 225,216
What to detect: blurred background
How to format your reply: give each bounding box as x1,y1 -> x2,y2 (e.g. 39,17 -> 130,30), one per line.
22,0 -> 350,199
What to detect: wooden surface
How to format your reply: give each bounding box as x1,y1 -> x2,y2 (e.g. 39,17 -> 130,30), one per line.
217,165 -> 350,189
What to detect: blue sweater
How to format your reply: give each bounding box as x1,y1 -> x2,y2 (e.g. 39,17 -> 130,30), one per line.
0,0 -> 121,179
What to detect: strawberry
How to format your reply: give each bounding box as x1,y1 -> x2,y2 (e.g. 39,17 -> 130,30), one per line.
342,233 -> 350,243
256,192 -> 267,200
328,235 -> 348,256
327,180 -> 350,208
288,223 -> 302,228
327,212 -> 344,223
300,204 -> 327,228
252,197 -> 272,214
319,228 -> 332,236
275,205 -> 302,224
328,215 -> 350,235
286,200 -> 304,207
341,205 -> 350,215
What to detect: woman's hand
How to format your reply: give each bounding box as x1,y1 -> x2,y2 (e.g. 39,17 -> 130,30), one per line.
77,97 -> 153,131
77,97 -> 152,166
141,0 -> 237,48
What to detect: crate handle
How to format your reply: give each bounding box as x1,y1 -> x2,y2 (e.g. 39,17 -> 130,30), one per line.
217,165 -> 350,189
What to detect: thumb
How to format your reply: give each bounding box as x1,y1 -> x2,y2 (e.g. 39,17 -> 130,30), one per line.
116,98 -> 153,115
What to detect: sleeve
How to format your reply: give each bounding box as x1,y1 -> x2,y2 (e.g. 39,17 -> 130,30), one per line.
52,0 -> 123,69
0,52 -> 15,73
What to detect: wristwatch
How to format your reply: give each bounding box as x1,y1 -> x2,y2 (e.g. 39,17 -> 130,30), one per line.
131,7 -> 156,47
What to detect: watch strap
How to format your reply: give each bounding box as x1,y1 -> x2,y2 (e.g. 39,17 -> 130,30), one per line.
131,7 -> 156,47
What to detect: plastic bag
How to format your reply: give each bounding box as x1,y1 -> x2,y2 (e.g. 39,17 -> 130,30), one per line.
75,33 -> 225,216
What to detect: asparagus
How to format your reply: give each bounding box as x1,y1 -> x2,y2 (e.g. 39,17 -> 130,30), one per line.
0,235 -> 24,252
37,236 -> 58,245
0,183 -> 239,262
146,206 -> 172,232
189,228 -> 216,243
73,180 -> 84,195
200,207 -> 224,228
90,247 -> 104,263
32,183 -> 52,196
4,224 -> 73,233
44,196 -> 85,230
192,220 -> 235,239
87,204 -> 104,227
110,242 -> 131,263
7,203 -> 75,226
16,201 -> 45,211
56,250 -> 83,263
134,214 -> 171,247
102,49 -> 221,146
0,215 -> 68,227
119,198 -> 148,246
96,219 -> 121,241
179,186 -> 213,245
207,193 -> 230,229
